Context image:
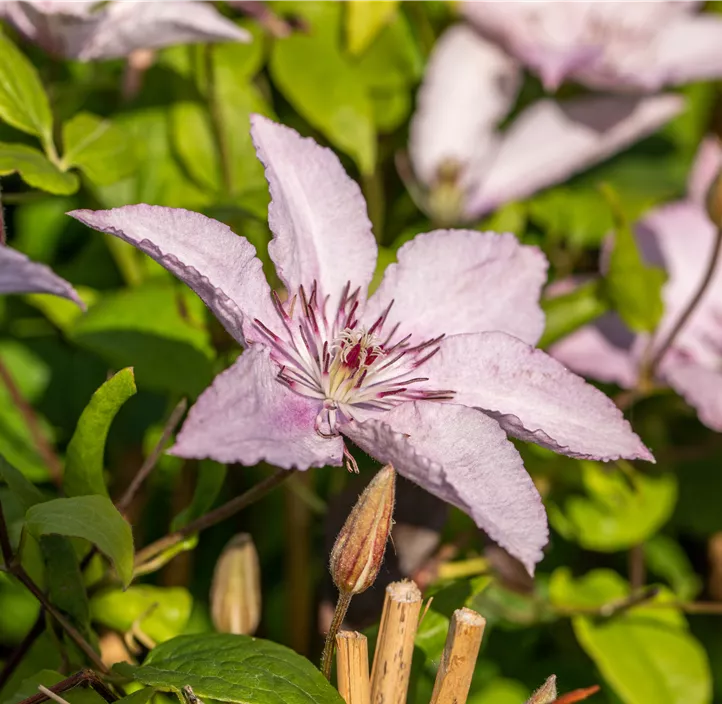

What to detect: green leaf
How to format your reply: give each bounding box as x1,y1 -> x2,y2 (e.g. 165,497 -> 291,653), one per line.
90,586 -> 192,644
0,32 -> 53,145
69,282 -> 215,397
345,0 -> 398,55
550,569 -> 712,704
115,689 -> 156,704
64,368 -> 137,499
40,535 -> 91,636
171,460 -> 226,530
549,462 -> 677,551
61,112 -> 137,186
0,142 -> 79,195
0,670 -> 64,704
25,496 -> 134,587
601,184 -> 667,332
0,455 -> 45,512
539,280 -> 609,349
645,535 -> 702,602
118,632 -> 344,704
270,2 -> 376,175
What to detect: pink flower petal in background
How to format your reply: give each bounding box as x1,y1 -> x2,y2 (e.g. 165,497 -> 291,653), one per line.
663,355 -> 722,432
466,94 -> 684,219
0,246 -> 84,308
363,230 -> 547,346
425,332 -> 654,461
0,0 -> 249,60
68,205 -> 273,346
342,401 -> 548,576
172,346 -> 344,469
250,114 -> 377,310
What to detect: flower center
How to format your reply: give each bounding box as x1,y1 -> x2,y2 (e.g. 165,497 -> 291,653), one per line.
253,281 -> 454,436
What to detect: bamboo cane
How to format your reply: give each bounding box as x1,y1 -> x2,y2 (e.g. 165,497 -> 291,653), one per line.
370,580 -> 422,704
336,631 -> 371,704
429,607 -> 486,704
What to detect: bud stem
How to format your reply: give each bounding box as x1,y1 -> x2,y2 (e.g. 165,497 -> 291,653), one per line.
321,590 -> 353,681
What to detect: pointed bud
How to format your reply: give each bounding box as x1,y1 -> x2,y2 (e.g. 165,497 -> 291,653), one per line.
706,168 -> 722,228
210,533 -> 261,635
526,675 -> 557,704
330,464 -> 396,595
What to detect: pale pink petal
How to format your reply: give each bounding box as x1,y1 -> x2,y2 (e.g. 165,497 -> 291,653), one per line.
341,401 -> 548,575
79,1 -> 250,60
171,346 -> 343,469
467,94 -> 683,217
425,332 -> 654,462
649,16 -> 722,89
250,115 -> 377,311
687,137 -> 722,206
0,246 -> 84,308
409,24 -> 520,190
549,313 -> 641,389
68,205 -> 273,346
662,356 -> 722,432
638,202 -> 722,366
363,230 -> 547,346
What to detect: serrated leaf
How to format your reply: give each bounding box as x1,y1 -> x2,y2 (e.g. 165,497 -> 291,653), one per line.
550,462 -> 677,552
119,633 -> 344,704
540,280 -> 609,349
90,586 -> 192,644
0,142 -> 79,195
270,3 -> 375,175
0,32 -> 53,144
61,112 -> 137,186
25,496 -> 134,587
64,368 -> 137,499
345,0 -> 399,56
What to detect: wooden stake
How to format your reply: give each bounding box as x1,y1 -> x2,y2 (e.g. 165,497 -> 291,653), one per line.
336,631 -> 371,704
429,608 -> 485,704
370,580 -> 422,704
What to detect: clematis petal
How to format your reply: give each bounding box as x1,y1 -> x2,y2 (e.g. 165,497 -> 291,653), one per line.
363,230 -> 547,346
425,332 -> 654,462
662,357 -> 722,432
68,204 -> 273,346
649,16 -> 722,90
0,246 -> 84,308
341,401 -> 548,575
250,115 -> 377,311
409,24 -> 520,190
466,94 -> 683,218
171,346 -> 343,469
687,137 -> 722,206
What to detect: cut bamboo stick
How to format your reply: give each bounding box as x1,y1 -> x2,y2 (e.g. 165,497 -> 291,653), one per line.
429,607 -> 486,704
336,631 -> 371,704
370,580 -> 423,704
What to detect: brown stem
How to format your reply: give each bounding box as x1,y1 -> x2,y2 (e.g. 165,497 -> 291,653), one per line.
0,612 -> 45,689
17,670 -> 117,704
0,503 -> 108,673
628,544 -> 646,590
0,357 -> 62,486
134,467 -> 295,571
116,398 -> 187,514
646,224 -> 722,375
321,591 -> 353,681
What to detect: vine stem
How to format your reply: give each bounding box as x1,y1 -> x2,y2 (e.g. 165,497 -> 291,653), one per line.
204,43 -> 232,194
134,467 -> 295,572
645,224 -> 722,377
0,502 -> 108,673
320,591 -> 353,681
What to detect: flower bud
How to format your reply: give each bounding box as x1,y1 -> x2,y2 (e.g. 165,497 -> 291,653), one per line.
526,675 -> 557,704
706,168 -> 722,228
210,533 -> 261,635
330,464 -> 396,595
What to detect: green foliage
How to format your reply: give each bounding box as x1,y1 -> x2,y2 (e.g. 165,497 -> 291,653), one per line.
345,1 -> 399,55
0,142 -> 79,195
116,633 -> 344,704
64,368 -> 137,498
25,496 -> 134,587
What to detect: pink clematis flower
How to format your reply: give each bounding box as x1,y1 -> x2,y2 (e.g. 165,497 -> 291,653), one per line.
552,137 -> 722,432
0,0 -> 250,61
69,116 -> 653,574
0,245 -> 83,307
461,1 -> 722,93
409,24 -> 684,225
